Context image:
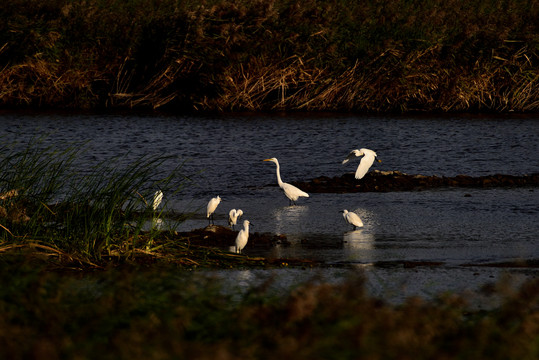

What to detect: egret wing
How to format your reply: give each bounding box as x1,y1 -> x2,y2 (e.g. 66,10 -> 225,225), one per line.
152,190 -> 163,210
347,211 -> 364,227
228,209 -> 236,225
355,153 -> 375,179
282,182 -> 309,201
342,150 -> 359,164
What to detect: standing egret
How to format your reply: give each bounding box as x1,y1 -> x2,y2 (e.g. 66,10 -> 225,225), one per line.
228,209 -> 243,229
341,209 -> 364,230
152,190 -> 163,211
235,219 -> 251,253
263,157 -> 309,205
150,190 -> 164,231
206,196 -> 221,225
342,148 -> 381,179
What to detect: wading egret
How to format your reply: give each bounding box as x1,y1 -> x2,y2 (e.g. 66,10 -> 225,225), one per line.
342,148 -> 381,179
150,190 -> 164,232
206,196 -> 221,225
341,209 -> 364,229
235,219 -> 251,253
152,190 -> 163,211
228,209 -> 243,229
263,157 -> 309,205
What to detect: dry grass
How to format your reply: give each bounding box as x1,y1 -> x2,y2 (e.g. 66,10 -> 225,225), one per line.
0,0 -> 537,112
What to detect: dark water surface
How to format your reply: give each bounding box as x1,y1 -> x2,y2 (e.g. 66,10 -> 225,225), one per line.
2,112 -> 538,304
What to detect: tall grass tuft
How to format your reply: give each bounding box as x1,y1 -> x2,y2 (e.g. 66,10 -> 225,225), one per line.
0,137 -> 190,260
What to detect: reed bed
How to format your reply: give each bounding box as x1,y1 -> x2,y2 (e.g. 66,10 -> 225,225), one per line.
0,0 -> 537,112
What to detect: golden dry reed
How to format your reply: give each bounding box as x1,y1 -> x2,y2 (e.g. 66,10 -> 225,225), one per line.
0,0 -> 537,112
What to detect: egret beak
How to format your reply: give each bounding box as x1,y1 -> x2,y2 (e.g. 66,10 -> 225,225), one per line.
263,159 -> 272,162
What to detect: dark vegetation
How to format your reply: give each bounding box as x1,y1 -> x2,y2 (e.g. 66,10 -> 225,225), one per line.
0,0 -> 537,112
1,260 -> 538,360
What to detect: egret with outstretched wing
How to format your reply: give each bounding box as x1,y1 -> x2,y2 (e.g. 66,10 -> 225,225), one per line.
342,148 -> 380,179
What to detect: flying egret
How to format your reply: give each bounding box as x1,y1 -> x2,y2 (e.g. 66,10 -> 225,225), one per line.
341,209 -> 364,230
235,219 -> 251,254
206,196 -> 221,225
263,157 -> 309,205
228,209 -> 243,229
152,190 -> 163,211
342,148 -> 381,179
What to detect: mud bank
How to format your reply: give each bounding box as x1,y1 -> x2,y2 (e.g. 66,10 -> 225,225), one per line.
290,170 -> 539,193
178,225 -> 290,250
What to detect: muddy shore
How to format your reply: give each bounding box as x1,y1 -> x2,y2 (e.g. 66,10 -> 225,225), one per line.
289,170 -> 539,193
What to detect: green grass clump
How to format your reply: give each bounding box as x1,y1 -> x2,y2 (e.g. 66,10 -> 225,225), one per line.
0,0 -> 537,112
0,137 -> 190,261
0,262 -> 537,359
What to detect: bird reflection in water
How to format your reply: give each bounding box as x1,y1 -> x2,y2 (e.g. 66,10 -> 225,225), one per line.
273,205 -> 309,237
342,229 -> 376,262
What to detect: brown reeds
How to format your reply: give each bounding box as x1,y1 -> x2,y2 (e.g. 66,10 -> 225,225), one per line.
213,43 -> 538,113
0,54 -> 98,108
0,0 -> 537,113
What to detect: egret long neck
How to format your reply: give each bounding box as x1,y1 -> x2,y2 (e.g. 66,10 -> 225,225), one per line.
274,161 -> 284,186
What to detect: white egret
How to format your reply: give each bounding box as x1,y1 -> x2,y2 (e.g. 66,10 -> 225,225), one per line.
263,157 -> 309,205
235,219 -> 251,253
150,190 -> 164,232
206,196 -> 221,225
342,148 -> 381,179
228,209 -> 243,229
152,190 -> 163,211
341,209 -> 364,230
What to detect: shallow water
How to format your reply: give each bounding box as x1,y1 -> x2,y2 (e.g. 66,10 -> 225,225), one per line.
2,112 -> 538,303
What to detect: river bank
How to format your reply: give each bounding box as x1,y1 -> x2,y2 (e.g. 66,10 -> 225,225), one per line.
1,0 -> 537,113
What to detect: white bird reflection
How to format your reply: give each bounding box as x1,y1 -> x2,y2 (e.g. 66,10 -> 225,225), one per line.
342,229 -> 376,262
272,205 -> 309,236
152,217 -> 163,230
